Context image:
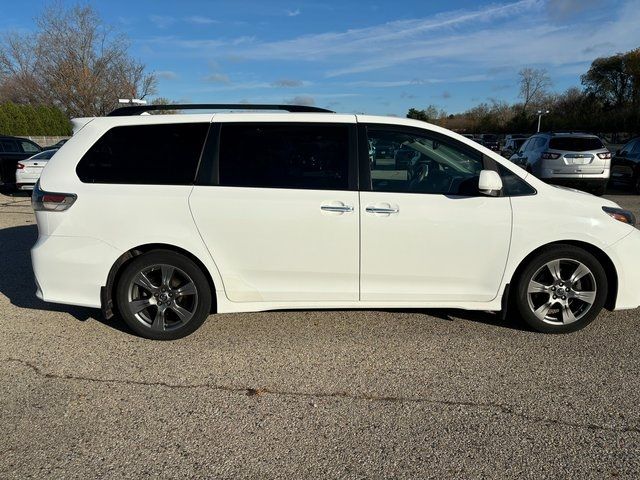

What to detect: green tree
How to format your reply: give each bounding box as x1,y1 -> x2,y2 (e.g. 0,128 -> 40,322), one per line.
582,52 -> 633,107
0,102 -> 70,135
406,105 -> 442,123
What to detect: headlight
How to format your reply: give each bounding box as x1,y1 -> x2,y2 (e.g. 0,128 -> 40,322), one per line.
602,206 -> 636,226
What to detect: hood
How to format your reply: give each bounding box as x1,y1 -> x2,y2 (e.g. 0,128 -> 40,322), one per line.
549,184 -> 619,209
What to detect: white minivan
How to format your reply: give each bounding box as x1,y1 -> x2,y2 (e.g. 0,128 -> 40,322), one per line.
31,104 -> 640,339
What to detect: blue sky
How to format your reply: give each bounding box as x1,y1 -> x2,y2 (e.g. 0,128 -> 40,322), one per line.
1,0 -> 639,115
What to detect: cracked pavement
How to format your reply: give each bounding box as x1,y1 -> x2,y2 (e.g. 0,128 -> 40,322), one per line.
1,189 -> 640,478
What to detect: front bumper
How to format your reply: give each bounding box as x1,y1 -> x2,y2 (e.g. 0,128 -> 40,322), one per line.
606,228 -> 640,310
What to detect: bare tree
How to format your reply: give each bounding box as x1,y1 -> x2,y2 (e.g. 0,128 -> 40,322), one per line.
0,4 -> 156,117
518,67 -> 552,112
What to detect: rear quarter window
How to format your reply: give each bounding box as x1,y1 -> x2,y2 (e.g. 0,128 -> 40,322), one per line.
549,137 -> 604,152
0,139 -> 19,153
76,123 -> 209,184
20,140 -> 40,154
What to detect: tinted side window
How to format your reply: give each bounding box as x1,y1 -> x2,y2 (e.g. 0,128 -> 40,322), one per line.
0,139 -> 19,153
218,123 -> 350,190
528,137 -> 542,150
621,140 -> 635,155
497,164 -> 536,196
20,140 -> 40,153
77,123 -> 209,184
368,128 -> 483,195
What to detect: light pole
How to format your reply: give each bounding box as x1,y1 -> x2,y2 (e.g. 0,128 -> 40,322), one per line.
537,109 -> 549,132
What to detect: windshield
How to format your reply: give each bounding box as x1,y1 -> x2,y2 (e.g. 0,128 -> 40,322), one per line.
549,137 -> 604,152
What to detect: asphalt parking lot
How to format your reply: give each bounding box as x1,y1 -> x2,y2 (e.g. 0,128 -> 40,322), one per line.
1,189 -> 640,479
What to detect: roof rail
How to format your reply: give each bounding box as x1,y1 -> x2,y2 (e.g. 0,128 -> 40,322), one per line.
107,103 -> 335,116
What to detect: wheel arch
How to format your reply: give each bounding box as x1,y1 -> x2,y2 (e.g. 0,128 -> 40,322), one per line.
101,243 -> 218,319
507,240 -> 618,311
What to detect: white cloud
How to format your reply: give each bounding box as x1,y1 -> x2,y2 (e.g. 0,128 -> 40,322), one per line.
141,0 -> 640,91
271,79 -> 305,87
285,95 -> 315,106
204,73 -> 231,84
149,15 -> 175,29
232,0 -> 541,60
285,9 -> 301,17
345,75 -> 491,88
546,0 -> 601,20
184,15 -> 219,25
156,70 -> 178,80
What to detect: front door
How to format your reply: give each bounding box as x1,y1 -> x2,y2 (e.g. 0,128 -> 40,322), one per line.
360,125 -> 512,303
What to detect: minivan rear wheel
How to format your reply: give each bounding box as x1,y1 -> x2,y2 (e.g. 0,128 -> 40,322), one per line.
513,245 -> 607,333
115,250 -> 212,340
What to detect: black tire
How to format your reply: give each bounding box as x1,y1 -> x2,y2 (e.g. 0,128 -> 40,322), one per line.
115,249 -> 212,340
513,245 -> 607,333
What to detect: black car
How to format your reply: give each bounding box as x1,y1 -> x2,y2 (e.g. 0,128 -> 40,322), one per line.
0,136 -> 42,187
611,137 -> 640,192
43,139 -> 68,151
477,134 -> 500,152
501,137 -> 528,158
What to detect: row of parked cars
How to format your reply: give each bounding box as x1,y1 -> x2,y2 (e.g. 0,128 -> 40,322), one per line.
0,135 -> 66,190
457,132 -> 640,196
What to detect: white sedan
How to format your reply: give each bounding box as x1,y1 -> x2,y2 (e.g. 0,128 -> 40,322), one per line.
16,149 -> 58,190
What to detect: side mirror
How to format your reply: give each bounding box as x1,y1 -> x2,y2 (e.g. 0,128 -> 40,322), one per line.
478,170 -> 503,196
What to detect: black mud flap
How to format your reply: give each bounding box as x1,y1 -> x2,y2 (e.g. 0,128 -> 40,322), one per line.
499,284 -> 510,321
100,286 -> 114,320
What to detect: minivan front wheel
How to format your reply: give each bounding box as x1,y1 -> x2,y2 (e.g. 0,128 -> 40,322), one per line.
116,250 -> 212,340
514,245 -> 607,333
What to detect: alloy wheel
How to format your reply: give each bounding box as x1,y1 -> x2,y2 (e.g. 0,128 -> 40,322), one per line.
526,258 -> 597,325
126,264 -> 199,332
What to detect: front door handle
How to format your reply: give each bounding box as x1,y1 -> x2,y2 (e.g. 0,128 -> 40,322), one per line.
321,204 -> 354,213
365,206 -> 399,214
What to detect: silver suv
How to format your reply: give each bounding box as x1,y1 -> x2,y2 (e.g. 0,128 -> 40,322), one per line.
509,132 -> 611,195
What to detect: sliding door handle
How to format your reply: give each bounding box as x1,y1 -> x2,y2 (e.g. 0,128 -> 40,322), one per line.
321,204 -> 354,213
365,206 -> 399,214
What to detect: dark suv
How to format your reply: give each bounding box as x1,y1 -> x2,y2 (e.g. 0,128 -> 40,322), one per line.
0,135 -> 42,188
477,134 -> 500,152
610,137 -> 640,193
